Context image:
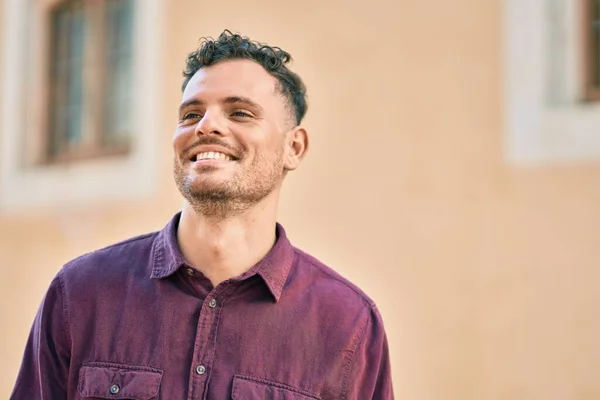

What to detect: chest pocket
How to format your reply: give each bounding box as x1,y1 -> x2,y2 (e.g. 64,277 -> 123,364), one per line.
78,362 -> 163,399
231,374 -> 321,400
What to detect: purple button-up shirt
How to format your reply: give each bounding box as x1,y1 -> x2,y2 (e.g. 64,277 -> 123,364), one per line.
11,213 -> 393,399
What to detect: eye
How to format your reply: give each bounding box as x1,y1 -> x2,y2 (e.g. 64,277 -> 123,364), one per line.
231,111 -> 252,118
182,112 -> 202,121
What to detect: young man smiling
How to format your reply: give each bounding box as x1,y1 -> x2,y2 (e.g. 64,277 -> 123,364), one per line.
11,30 -> 394,399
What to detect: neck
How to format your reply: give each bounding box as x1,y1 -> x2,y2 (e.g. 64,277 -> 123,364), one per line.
177,191 -> 280,287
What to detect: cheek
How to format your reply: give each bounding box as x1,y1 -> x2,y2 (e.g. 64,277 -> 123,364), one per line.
248,141 -> 280,162
266,135 -> 286,157
172,127 -> 193,153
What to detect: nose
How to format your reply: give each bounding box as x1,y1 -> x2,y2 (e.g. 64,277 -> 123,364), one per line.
194,110 -> 226,137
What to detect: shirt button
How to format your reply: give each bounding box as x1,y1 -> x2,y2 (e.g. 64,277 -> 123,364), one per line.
196,364 -> 206,375
208,298 -> 217,308
109,384 -> 120,394
185,268 -> 194,276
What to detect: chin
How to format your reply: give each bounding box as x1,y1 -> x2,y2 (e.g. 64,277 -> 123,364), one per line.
183,178 -> 228,195
185,172 -> 232,190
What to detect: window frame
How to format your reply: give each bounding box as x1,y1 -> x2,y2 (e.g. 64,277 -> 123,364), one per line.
45,0 -> 134,164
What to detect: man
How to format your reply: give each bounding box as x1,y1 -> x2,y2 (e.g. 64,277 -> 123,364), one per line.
11,30 -> 393,399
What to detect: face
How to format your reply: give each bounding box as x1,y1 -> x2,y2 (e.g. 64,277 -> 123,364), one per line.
173,59 -> 306,216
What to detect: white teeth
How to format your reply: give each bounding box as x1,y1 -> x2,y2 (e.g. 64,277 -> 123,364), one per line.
195,152 -> 232,161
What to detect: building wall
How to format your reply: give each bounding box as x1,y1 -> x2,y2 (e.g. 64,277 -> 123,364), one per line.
1,0 -> 600,399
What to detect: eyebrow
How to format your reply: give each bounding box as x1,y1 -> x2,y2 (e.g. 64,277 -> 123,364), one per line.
178,96 -> 264,114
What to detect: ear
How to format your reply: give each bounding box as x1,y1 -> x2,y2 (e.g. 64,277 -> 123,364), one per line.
283,126 -> 309,172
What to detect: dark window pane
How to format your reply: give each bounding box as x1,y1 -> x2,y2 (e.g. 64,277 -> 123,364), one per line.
593,0 -> 600,87
49,1 -> 86,157
103,0 -> 134,146
67,5 -> 85,144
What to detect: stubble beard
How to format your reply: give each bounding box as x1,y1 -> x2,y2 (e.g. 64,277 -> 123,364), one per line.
173,151 -> 284,219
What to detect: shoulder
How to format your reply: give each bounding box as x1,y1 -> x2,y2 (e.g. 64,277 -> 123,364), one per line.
291,247 -> 377,313
59,231 -> 159,284
288,247 -> 389,352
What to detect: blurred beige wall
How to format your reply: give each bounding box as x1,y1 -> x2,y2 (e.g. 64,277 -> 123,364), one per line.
2,0 -> 600,399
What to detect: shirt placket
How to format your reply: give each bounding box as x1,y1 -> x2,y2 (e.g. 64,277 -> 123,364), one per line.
186,282 -> 237,400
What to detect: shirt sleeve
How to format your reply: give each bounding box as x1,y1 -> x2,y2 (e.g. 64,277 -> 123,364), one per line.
344,305 -> 394,400
10,273 -> 71,399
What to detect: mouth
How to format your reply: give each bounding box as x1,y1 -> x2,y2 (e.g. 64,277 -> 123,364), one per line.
189,151 -> 238,164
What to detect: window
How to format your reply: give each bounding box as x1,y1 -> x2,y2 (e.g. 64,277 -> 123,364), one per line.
504,0 -> 600,164
47,0 -> 134,162
582,0 -> 600,101
0,0 -> 163,210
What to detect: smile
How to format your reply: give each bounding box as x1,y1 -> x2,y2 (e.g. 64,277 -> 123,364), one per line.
193,152 -> 234,162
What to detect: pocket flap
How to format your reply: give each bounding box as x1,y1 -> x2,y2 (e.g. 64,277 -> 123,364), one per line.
78,363 -> 163,399
231,374 -> 320,399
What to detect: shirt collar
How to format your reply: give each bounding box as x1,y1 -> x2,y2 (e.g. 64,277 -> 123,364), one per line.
150,212 -> 295,302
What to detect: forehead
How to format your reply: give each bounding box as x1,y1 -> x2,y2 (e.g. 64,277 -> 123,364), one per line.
182,59 -> 280,105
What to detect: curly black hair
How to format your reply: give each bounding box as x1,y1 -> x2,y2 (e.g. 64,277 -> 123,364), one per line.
182,30 -> 308,125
